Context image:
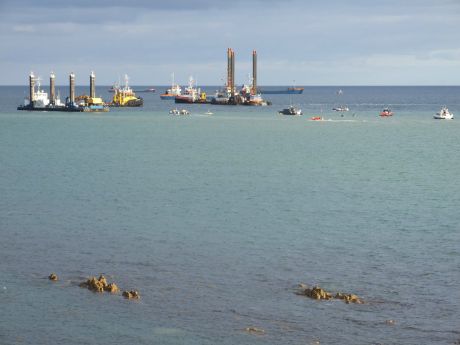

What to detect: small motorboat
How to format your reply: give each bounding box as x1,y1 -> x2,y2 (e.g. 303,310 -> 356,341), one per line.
278,106 -> 302,115
169,108 -> 190,115
434,106 -> 454,120
137,88 -> 155,93
310,116 -> 323,121
380,108 -> 393,117
333,106 -> 349,112
204,110 -> 213,115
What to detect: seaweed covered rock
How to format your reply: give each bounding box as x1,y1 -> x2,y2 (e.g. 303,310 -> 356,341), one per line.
87,277 -> 105,292
80,275 -> 112,293
297,283 -> 363,304
78,274 -> 138,300
104,283 -> 119,294
97,275 -> 108,289
297,284 -> 332,300
48,273 -> 58,281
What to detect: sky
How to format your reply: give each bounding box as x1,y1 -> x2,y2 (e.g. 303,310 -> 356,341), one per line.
0,0 -> 459,85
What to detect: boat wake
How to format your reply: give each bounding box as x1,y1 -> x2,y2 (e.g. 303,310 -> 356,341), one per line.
309,118 -> 363,122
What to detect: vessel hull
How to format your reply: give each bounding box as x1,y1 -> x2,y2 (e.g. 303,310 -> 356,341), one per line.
17,105 -> 84,112
260,88 -> 304,95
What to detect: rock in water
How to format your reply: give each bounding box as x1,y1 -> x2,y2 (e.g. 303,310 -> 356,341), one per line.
98,275 -> 108,288
122,291 -> 133,299
123,290 -> 140,299
48,273 -> 58,281
86,277 -> 104,292
244,327 -> 265,335
335,292 -> 363,304
297,283 -> 363,304
297,284 -> 332,300
104,283 -> 119,294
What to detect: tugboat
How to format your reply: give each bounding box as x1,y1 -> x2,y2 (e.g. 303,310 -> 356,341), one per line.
160,73 -> 182,100
433,106 -> 454,120
109,75 -> 143,107
278,105 -> 302,115
380,107 -> 393,117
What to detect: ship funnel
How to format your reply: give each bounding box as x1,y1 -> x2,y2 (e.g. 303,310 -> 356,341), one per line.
252,50 -> 257,95
69,72 -> 75,105
90,71 -> 96,98
49,72 -> 55,105
29,72 -> 35,106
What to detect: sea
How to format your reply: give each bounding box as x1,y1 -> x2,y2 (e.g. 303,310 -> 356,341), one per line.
0,85 -> 459,345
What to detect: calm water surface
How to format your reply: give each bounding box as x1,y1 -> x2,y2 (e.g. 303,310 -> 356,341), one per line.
1,86 -> 459,344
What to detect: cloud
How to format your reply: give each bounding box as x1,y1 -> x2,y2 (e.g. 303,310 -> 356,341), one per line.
1,0 -> 460,85
12,25 -> 36,33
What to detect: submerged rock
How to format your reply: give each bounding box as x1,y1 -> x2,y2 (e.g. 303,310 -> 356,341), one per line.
244,327 -> 265,335
334,292 -> 363,304
48,273 -> 58,281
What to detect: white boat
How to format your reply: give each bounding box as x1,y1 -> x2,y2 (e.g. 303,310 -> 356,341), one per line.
160,73 -> 182,99
204,110 -> 213,115
333,89 -> 349,112
333,106 -> 349,112
278,105 -> 302,115
169,108 -> 189,115
434,106 -> 454,120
